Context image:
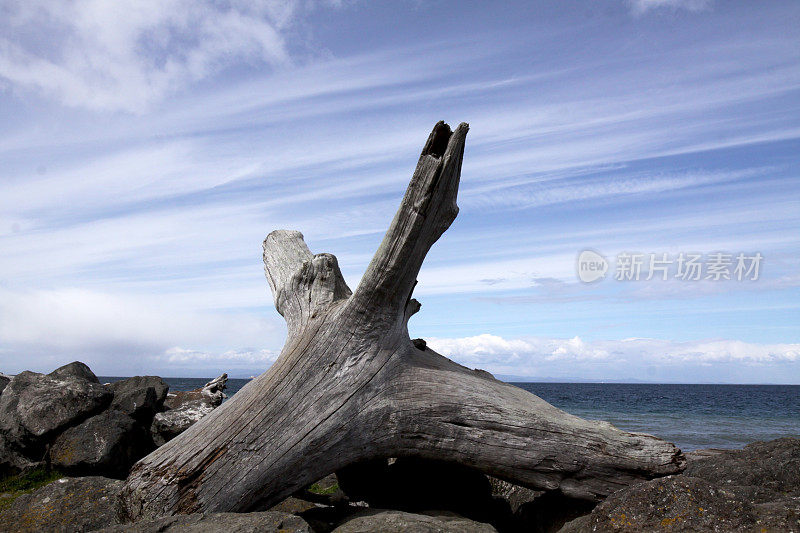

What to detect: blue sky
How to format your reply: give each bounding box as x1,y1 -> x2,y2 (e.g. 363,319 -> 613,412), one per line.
0,0 -> 798,382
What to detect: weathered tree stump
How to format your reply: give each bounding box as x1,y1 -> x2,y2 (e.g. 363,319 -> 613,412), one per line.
120,121 -> 684,520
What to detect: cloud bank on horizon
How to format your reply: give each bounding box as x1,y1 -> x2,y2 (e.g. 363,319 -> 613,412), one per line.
1,1 -> 798,382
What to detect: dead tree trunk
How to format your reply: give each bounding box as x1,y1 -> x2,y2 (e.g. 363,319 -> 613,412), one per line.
120,121 -> 684,520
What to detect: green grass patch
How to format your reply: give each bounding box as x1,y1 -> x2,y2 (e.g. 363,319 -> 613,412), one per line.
0,468 -> 64,512
308,482 -> 340,496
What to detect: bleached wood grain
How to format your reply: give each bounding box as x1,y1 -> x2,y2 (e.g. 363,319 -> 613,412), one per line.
119,122 -> 684,520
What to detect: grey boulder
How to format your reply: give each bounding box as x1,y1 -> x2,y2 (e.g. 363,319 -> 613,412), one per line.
49,410 -> 152,478
0,370 -> 112,446
559,474 -> 798,532
0,476 -> 123,533
0,434 -> 41,477
0,372 -> 10,395
332,509 -> 498,533
48,361 -> 100,383
96,511 -> 311,532
108,375 -> 169,422
684,437 -> 800,503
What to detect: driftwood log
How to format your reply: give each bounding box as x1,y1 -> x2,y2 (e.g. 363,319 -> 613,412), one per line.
120,121 -> 684,520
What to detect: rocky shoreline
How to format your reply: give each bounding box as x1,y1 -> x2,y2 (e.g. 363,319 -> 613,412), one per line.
1,362 -> 798,532
0,362 -> 227,480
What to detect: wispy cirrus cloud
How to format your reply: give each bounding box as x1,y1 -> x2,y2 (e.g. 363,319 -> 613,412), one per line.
1,2 -> 798,381
0,0 -> 302,112
628,0 -> 712,15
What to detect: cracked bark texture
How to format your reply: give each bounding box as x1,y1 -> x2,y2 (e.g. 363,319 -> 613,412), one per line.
119,121 -> 684,520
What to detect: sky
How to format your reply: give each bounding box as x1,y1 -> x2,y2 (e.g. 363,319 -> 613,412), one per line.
0,0 -> 798,382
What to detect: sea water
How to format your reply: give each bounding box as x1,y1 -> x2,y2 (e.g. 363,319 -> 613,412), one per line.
103,377 -> 799,451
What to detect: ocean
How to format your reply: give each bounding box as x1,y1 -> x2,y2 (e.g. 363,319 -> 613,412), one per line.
513,382 -> 799,451
104,377 -> 800,452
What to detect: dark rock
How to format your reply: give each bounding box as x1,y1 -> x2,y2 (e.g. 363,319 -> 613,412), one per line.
515,490 -> 595,533
163,390 -> 206,409
337,457 -> 592,532
683,448 -> 727,463
277,474 -> 357,532
313,472 -> 341,494
0,476 -> 123,533
0,373 -> 10,395
332,509 -> 498,532
0,371 -> 112,448
297,505 -> 363,533
558,514 -> 591,532
684,437 -> 800,503
108,376 -> 169,422
295,473 -> 348,507
50,410 -> 152,478
412,338 -> 427,350
338,457 -> 493,517
0,434 -> 41,478
48,361 -> 100,383
337,458 -> 532,531
335,458 -> 385,502
558,475 -> 798,532
269,496 -> 318,515
752,500 -> 800,532
96,511 -> 311,532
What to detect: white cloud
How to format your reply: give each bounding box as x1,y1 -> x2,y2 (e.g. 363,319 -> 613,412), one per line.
629,0 -> 712,15
660,339 -> 800,363
0,287 -> 285,375
0,0 -> 299,111
426,333 -> 532,358
1,288 -> 797,382
164,346 -> 279,368
427,334 -> 800,382
427,334 -> 609,367
549,336 -> 610,361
